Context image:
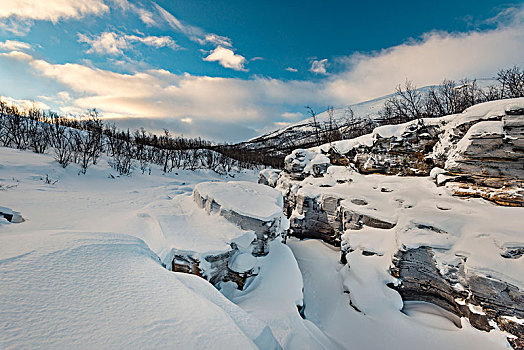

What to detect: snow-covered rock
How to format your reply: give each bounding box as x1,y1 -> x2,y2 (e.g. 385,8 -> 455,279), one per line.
263,99 -> 524,345
183,181 -> 289,289
311,98 -> 524,206
283,149 -> 330,180
258,168 -> 281,187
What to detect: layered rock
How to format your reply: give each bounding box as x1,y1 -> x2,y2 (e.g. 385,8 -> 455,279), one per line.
193,181 -> 288,256
390,246 -> 524,346
315,98 -> 524,206
171,181 -> 288,290
258,99 -> 524,347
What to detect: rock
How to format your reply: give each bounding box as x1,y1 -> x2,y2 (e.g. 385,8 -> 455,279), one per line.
258,168 -> 281,187
391,246 -> 524,345
193,181 -> 288,256
391,247 -> 461,315
284,149 -> 330,180
0,206 -> 24,223
309,99 -> 524,207
171,181 -> 288,291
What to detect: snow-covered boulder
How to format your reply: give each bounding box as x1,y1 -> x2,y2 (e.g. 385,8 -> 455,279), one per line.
193,181 -> 288,255
187,181 -> 289,289
283,149 -> 330,180
0,206 -> 24,223
257,168 -> 281,187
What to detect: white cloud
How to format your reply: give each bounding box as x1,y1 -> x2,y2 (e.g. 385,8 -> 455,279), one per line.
0,95 -> 50,110
195,34 -> 233,47
153,3 -> 205,40
78,31 -> 178,55
151,2 -> 236,50
126,34 -> 178,49
0,40 -> 31,51
285,67 -> 298,72
78,32 -> 127,55
203,46 -> 247,71
281,112 -> 303,120
0,0 -> 109,22
309,59 -> 328,75
325,26 -> 524,103
0,5 -> 523,141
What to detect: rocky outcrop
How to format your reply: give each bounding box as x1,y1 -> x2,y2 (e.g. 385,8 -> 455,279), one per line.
317,99 -> 524,206
258,169 -> 281,187
289,190 -> 397,245
390,246 -> 524,346
170,181 -> 288,290
344,119 -> 441,176
0,206 -> 24,223
193,181 -> 288,256
283,149 -> 330,180
259,99 -> 524,348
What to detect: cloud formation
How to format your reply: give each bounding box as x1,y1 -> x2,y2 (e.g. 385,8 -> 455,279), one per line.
0,40 -> 31,51
203,46 -> 247,71
78,31 -> 178,55
325,25 -> 524,102
0,0 -> 110,34
309,59 -> 328,75
285,67 -> 298,72
0,0 -> 109,21
152,2 -> 233,49
1,5 -> 524,141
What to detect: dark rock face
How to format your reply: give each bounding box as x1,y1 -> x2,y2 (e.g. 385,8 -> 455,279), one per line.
390,247 -> 461,316
391,247 -> 524,346
291,193 -> 342,245
171,250 -> 255,290
346,120 -> 441,176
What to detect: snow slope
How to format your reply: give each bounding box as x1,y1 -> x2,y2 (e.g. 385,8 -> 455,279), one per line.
0,147 -> 279,349
288,239 -> 510,350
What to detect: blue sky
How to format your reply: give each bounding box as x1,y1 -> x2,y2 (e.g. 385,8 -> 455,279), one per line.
0,0 -> 523,141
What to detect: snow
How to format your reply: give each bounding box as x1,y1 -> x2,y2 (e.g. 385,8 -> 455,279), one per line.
222,240 -> 339,349
194,181 -> 284,222
293,165 -> 524,290
0,147 -> 279,349
229,252 -> 257,273
0,230 -> 276,349
1,137 -> 522,349
288,238 -> 510,350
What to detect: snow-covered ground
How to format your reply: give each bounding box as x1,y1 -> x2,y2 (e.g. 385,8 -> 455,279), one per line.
0,147 -> 280,349
0,145 -> 519,349
288,238 -> 510,349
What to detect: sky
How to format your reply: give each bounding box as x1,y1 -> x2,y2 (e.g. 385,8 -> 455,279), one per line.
0,0 -> 523,142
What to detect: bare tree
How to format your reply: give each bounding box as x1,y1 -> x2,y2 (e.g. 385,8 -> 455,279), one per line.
497,66 -> 524,98
306,106 -> 321,146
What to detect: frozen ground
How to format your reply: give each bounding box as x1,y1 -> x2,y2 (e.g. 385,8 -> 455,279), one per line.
0,146 -> 519,349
